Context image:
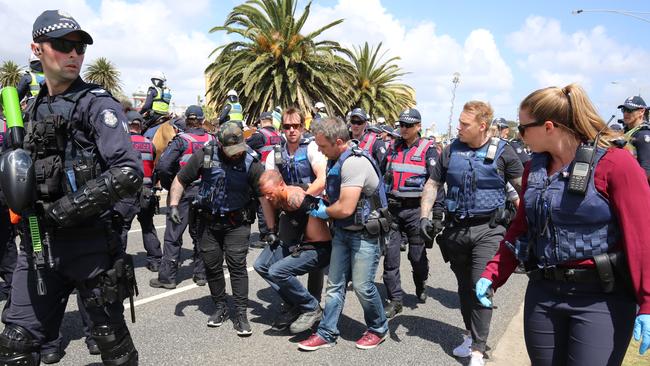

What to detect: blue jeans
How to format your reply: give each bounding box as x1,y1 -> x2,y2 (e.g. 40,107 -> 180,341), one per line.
254,242 -> 330,312
317,228 -> 388,343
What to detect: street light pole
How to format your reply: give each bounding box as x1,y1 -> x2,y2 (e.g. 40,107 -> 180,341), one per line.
447,72 -> 461,139
572,9 -> 650,24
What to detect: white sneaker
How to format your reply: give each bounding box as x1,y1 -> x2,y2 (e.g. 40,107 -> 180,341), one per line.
469,352 -> 485,366
452,334 -> 472,357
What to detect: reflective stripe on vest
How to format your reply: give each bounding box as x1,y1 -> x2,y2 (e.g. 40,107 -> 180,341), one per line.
152,86 -> 171,114
257,127 -> 282,161
358,131 -> 378,152
325,145 -> 388,228
130,134 -> 155,186
227,102 -> 244,121
29,72 -> 44,97
523,148 -> 620,266
444,139 -> 507,217
386,138 -> 433,198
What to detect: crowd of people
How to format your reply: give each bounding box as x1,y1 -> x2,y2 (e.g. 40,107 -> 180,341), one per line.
0,9 -> 649,366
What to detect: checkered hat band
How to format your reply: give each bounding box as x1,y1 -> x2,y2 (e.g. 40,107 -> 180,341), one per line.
400,116 -> 420,123
33,21 -> 78,39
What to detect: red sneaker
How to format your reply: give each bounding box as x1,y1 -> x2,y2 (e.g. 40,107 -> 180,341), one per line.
298,333 -> 335,351
355,331 -> 388,350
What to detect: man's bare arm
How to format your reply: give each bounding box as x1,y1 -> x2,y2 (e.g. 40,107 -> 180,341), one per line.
306,160 -> 327,196
420,178 -> 440,218
169,176 -> 186,206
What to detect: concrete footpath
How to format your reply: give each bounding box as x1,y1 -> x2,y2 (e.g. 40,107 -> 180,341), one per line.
491,301 -> 530,366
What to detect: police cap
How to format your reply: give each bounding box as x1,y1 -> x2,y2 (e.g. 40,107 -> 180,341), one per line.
32,10 -> 93,44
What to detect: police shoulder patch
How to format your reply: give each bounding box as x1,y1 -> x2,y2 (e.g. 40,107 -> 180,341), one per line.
379,147 -> 386,154
101,109 -> 119,128
644,135 -> 650,143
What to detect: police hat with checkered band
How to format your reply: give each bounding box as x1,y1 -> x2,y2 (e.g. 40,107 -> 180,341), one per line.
398,108 -> 421,125
32,10 -> 93,44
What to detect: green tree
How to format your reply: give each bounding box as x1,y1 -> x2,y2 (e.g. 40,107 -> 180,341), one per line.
206,0 -> 354,123
83,57 -> 123,95
348,42 -> 415,124
0,60 -> 25,89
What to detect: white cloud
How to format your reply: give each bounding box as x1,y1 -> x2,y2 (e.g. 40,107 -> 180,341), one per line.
306,0 -> 514,132
0,0 -> 219,109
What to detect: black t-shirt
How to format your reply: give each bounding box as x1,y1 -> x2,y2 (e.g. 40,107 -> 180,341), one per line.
176,147 -> 264,197
432,139 -> 524,184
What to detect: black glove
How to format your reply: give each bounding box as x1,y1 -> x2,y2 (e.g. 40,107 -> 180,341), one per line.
419,217 -> 434,243
170,205 -> 182,225
432,210 -> 444,236
266,232 -> 281,246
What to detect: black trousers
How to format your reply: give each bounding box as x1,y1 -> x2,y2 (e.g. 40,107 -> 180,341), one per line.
524,279 -> 636,366
200,223 -> 251,311
438,221 -> 504,353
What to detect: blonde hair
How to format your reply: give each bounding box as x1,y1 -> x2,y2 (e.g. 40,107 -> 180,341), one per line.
463,101 -> 494,127
520,83 -> 620,148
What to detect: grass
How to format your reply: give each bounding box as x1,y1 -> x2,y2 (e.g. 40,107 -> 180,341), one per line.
623,339 -> 649,366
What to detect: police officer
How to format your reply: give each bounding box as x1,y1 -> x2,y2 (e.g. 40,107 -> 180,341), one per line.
169,121 -> 267,336
618,95 -> 650,181
246,111 -> 283,247
0,10 -> 142,365
140,71 -> 171,129
122,111 -> 163,272
349,107 -> 385,164
0,111 -> 18,300
218,89 -> 244,125
257,106 -> 328,331
494,117 -> 530,164
151,105 -> 213,289
419,101 -> 523,366
380,108 -> 440,318
16,53 -> 44,102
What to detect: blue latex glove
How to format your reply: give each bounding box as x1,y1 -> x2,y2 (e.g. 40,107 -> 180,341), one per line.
309,199 -> 329,220
634,314 -> 650,355
475,278 -> 493,308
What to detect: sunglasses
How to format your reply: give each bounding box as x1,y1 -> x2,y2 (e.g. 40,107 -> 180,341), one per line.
43,38 -> 87,55
282,123 -> 302,130
399,123 -> 417,129
621,107 -> 641,113
517,120 -> 548,137
350,119 -> 366,125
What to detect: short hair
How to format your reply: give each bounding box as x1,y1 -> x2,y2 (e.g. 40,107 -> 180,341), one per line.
259,170 -> 284,190
463,101 -> 494,126
310,117 -> 349,144
282,106 -> 305,125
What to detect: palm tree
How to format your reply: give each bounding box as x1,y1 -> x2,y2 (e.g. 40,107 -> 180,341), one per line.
348,42 -> 416,124
0,60 -> 24,88
83,57 -> 123,95
206,0 -> 355,123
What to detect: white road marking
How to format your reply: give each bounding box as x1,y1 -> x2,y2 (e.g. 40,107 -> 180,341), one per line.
124,266 -> 255,309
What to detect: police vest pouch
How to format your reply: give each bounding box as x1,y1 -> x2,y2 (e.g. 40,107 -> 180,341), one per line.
34,155 -> 64,200
607,252 -> 636,299
593,253 -> 615,293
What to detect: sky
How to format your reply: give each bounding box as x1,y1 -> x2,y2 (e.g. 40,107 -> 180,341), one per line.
1,0 -> 649,134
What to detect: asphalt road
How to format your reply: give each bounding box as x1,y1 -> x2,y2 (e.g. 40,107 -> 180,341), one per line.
23,213 -> 527,366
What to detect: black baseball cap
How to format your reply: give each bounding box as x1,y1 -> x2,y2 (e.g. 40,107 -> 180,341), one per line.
618,96 -> 647,110
185,105 -> 205,120
126,111 -> 143,124
32,10 -> 93,44
258,111 -> 273,121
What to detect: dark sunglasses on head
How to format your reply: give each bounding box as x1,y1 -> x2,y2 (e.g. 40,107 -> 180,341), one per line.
350,119 -> 366,125
42,37 -> 87,55
622,107 -> 641,113
517,120 -> 548,137
282,123 -> 302,130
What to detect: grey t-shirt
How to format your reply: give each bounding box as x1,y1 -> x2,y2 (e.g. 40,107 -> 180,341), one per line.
340,155 -> 379,196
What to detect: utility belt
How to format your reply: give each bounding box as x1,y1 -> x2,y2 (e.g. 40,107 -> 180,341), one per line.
81,253 -> 139,323
287,240 -> 332,258
445,207 -> 511,229
387,196 -> 420,209
527,252 -> 634,298
199,207 -> 252,229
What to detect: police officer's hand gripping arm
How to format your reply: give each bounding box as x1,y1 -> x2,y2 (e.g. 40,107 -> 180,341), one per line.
310,186 -> 362,220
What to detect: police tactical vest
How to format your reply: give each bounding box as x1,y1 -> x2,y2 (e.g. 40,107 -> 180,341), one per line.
623,123 -> 650,158
227,101 -> 244,122
130,134 -> 154,186
29,71 -> 45,97
386,138 -> 433,198
196,144 -> 255,215
257,127 -> 282,162
177,132 -> 214,167
445,139 -> 507,217
358,131 -> 379,153
278,139 -> 315,186
523,148 -> 620,266
25,82 -> 107,202
152,86 -> 171,114
325,145 -> 388,229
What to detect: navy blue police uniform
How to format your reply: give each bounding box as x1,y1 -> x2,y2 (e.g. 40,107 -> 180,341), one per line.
152,127 -> 213,287
0,116 -> 18,299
